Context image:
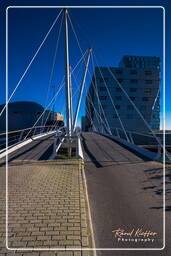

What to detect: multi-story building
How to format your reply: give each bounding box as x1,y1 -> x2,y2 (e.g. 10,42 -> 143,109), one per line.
84,56 -> 160,133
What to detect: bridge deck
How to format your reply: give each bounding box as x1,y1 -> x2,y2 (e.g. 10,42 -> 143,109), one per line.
81,132 -> 171,254
81,132 -> 144,164
0,134 -> 55,165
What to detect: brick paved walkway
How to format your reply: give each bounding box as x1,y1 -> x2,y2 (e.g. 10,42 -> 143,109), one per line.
0,159 -> 94,256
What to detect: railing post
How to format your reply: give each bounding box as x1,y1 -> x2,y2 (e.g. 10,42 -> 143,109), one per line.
19,130 -> 24,142
116,128 -> 120,138
129,132 -> 134,144
33,127 -> 37,136
155,137 -> 162,160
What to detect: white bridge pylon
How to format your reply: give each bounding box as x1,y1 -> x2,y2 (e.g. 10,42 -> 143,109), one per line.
63,8 -> 91,137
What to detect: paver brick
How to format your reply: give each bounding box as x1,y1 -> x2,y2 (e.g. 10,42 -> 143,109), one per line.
0,160 -> 93,254
52,235 -> 66,240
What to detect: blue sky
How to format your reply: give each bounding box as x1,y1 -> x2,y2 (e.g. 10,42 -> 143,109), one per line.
0,0 -> 170,129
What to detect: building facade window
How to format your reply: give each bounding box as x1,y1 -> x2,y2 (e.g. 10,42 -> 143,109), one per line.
99,77 -> 109,83
115,87 -> 122,92
140,105 -> 147,111
142,97 -> 149,101
145,80 -> 153,84
144,70 -> 152,75
153,114 -> 158,119
115,105 -> 120,110
99,87 -> 107,91
127,105 -> 134,110
126,114 -> 133,119
144,88 -> 152,93
130,88 -> 137,92
115,69 -> 123,74
117,78 -> 123,83
130,70 -> 137,75
130,96 -> 136,101
113,114 -> 118,118
115,96 -> 122,101
130,79 -> 138,83
99,96 -> 107,100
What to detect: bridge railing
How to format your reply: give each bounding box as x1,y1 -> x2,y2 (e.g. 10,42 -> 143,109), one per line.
108,127 -> 165,160
0,125 -> 57,151
113,127 -> 161,145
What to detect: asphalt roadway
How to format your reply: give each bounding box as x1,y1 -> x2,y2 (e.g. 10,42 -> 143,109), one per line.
81,132 -> 171,256
0,134 -> 55,165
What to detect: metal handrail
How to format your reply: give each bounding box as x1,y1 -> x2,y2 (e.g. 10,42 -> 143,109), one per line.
0,125 -> 59,150
0,125 -> 52,136
111,127 -> 166,161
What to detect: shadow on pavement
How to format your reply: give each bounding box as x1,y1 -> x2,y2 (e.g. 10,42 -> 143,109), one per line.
38,144 -> 53,160
81,135 -> 103,168
150,206 -> 171,211
143,165 -> 171,211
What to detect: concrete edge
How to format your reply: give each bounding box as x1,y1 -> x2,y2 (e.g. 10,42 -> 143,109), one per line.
97,132 -> 160,161
80,160 -> 97,255
0,131 -> 55,159
78,137 -> 84,159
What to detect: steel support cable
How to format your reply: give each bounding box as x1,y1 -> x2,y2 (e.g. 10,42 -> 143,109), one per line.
68,14 -> 111,134
88,93 -> 110,133
68,13 -> 156,138
91,54 -> 102,125
24,82 -> 64,140
88,80 -> 112,135
71,68 -> 99,132
67,11 -> 168,160
152,88 -> 160,111
90,61 -> 107,133
42,53 -> 87,130
89,97 -> 109,133
42,77 -> 65,128
71,50 -> 91,130
71,60 -> 102,133
29,50 -> 88,138
90,53 -> 113,135
68,14 -> 110,134
1,9 -> 63,118
72,50 -> 91,131
86,107 -> 98,132
149,88 -> 160,129
42,87 -> 63,128
92,52 -> 129,140
49,120 -> 59,131
85,67 -> 112,134
42,49 -> 88,128
85,96 -> 99,132
41,13 -> 64,126
94,54 -> 163,147
82,94 -> 98,132
71,50 -> 88,115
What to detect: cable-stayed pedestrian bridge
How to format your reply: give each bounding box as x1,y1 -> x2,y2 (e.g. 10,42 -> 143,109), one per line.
1,8 -> 170,254
0,8 -> 168,163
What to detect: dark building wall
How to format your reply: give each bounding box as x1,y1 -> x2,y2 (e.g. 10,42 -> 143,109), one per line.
0,101 -> 45,132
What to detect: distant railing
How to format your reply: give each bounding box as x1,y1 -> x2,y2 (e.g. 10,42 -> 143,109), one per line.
112,127 -> 160,146
102,127 -> 167,161
0,125 -> 58,151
